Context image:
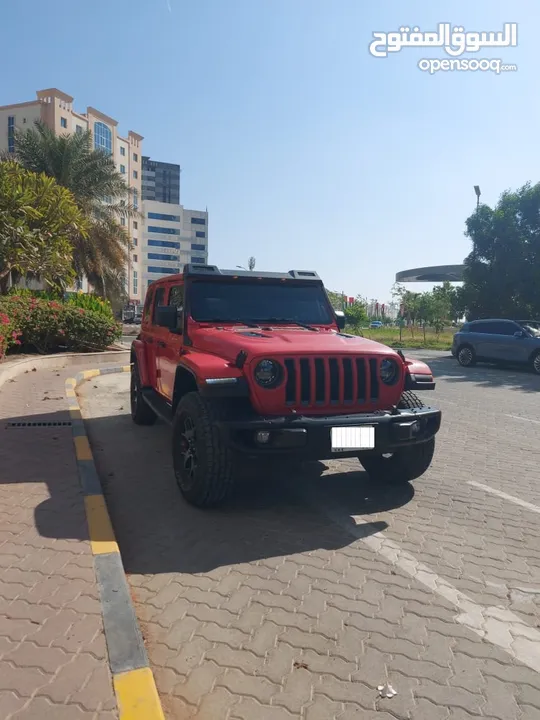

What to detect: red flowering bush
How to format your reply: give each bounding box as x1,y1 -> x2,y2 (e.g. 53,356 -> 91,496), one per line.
0,296 -> 121,358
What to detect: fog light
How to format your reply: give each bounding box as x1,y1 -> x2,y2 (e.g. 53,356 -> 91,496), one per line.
255,431 -> 271,444
411,421 -> 421,435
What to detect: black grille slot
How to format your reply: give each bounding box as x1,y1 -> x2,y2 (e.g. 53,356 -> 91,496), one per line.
369,358 -> 380,399
329,359 -> 339,403
6,421 -> 72,428
356,358 -> 366,401
299,359 -> 311,404
343,358 -> 353,402
315,359 -> 325,403
285,359 -> 296,403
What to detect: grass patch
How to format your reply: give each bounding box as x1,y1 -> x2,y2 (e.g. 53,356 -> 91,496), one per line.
348,326 -> 455,351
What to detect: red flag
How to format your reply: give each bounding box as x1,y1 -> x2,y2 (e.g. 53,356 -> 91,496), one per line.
349,297 -> 354,305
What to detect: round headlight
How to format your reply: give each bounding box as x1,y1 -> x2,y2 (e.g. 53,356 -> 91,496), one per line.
380,358 -> 399,385
254,359 -> 282,388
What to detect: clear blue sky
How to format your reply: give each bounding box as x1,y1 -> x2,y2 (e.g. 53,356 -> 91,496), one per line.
1,0 -> 535,301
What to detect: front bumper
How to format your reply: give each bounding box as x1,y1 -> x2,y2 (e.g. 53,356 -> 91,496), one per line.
217,405 -> 442,458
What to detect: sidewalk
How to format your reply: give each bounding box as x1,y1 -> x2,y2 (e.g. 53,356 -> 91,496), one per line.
0,364 -> 117,719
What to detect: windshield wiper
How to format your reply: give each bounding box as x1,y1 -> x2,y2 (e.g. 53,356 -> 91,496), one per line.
199,319 -> 261,329
257,317 -> 318,332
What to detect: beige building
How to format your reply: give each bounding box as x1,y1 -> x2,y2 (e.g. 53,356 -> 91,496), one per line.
0,88 -> 143,302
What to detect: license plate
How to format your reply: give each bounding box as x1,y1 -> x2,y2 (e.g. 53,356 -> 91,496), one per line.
331,426 -> 375,451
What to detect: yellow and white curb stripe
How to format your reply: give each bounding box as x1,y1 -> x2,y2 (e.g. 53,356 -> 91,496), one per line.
66,366 -> 165,720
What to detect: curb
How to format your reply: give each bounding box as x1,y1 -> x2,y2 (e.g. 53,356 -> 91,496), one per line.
0,349 -> 130,391
66,366 -> 165,720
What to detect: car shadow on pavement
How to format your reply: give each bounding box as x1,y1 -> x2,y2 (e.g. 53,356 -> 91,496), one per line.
2,408 -> 415,573
411,354 -> 540,393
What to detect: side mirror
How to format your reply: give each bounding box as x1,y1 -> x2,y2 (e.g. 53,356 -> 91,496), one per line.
514,330 -> 525,338
335,310 -> 346,331
155,305 -> 179,330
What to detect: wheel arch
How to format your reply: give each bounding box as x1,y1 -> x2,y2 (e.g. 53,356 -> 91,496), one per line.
172,364 -> 199,415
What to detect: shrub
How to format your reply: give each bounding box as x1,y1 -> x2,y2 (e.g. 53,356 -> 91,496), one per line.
0,296 -> 121,357
65,292 -> 114,320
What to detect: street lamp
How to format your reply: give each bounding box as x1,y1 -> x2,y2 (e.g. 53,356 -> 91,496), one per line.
236,265 -> 247,271
474,185 -> 481,210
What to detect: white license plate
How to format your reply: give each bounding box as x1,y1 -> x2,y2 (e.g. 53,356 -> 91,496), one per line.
331,426 -> 375,451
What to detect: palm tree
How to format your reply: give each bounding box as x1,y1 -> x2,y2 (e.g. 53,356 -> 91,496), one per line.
13,120 -> 136,300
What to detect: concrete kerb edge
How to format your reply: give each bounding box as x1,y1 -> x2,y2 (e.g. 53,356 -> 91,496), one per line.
0,350 -> 130,391
66,365 -> 165,720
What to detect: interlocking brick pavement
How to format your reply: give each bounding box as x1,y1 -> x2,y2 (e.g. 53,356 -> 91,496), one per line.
79,354 -> 540,719
0,366 -> 117,719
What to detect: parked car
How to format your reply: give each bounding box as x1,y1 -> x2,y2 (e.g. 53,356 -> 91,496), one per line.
370,320 -> 383,329
130,264 -> 442,508
452,318 -> 540,374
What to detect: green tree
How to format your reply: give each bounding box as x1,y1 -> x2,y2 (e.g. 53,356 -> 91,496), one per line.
0,161 -> 88,294
462,182 -> 540,319
248,256 -> 256,271
344,297 -> 368,329
13,121 -> 134,300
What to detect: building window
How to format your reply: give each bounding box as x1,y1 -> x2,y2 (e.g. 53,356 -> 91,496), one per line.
133,237 -> 138,246
7,116 -> 15,154
147,225 -> 180,235
133,170 -> 138,179
147,212 -> 180,222
148,266 -> 178,275
133,281 -> 138,295
133,153 -> 138,162
120,164 -> 126,174
76,124 -> 83,134
61,117 -> 67,128
120,146 -> 126,156
133,254 -> 138,262
191,217 -> 206,225
191,256 -> 206,264
191,243 -> 206,251
133,189 -> 138,209
133,270 -> 138,280
195,231 -> 206,238
120,217 -> 126,226
148,253 -> 180,262
94,121 -> 112,155
133,221 -> 138,229
148,239 -> 180,249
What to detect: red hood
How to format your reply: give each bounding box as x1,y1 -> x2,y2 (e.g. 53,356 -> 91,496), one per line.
190,324 -> 400,362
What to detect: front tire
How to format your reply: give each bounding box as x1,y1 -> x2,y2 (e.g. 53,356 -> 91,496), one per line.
457,344 -> 476,367
172,392 -> 234,508
130,362 -> 157,426
531,351 -> 540,375
359,390 -> 435,483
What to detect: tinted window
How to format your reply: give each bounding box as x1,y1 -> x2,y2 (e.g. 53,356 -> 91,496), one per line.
490,321 -> 520,335
143,287 -> 154,323
189,281 -> 334,325
168,285 -> 184,310
470,322 -> 492,334
152,287 -> 166,324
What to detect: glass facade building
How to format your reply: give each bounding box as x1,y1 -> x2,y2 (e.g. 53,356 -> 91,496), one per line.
142,156 -> 180,204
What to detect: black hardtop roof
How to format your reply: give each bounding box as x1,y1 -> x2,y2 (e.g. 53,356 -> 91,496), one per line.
183,265 -> 322,281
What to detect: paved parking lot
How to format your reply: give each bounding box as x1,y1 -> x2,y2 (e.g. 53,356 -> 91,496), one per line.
78,352 -> 540,720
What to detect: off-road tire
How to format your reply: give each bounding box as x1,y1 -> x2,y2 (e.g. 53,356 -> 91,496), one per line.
359,391 -> 435,483
172,391 -> 234,508
456,344 -> 476,367
130,362 -> 157,426
531,350 -> 540,376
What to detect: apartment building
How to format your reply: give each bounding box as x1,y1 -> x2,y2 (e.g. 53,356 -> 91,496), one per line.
141,157 -> 208,290
141,199 -> 208,291
0,88 -> 143,301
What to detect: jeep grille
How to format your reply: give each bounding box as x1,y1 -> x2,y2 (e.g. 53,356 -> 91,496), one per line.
283,357 -> 380,407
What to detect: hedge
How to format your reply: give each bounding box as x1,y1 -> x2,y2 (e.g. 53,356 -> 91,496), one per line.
0,295 -> 121,358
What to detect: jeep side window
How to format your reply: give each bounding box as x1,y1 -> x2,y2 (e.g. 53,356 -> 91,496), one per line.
168,285 -> 184,312
143,287 -> 154,324
152,287 -> 166,325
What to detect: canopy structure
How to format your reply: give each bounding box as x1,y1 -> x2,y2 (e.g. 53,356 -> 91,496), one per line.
395,264 -> 464,283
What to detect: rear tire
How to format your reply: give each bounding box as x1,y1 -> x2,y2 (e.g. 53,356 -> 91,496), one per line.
130,362 -> 157,426
359,390 -> 435,483
172,392 -> 234,508
531,351 -> 540,375
457,344 -> 476,367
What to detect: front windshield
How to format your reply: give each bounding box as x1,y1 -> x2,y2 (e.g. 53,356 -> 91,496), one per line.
520,323 -> 540,337
189,280 -> 334,325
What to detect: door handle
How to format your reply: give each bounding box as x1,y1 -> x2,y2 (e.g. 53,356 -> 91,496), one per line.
157,341 -> 166,348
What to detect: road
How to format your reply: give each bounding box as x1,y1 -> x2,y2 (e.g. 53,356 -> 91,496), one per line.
78,352 -> 540,720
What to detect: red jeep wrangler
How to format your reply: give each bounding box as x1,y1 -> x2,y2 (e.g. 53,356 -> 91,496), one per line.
131,265 -> 441,507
